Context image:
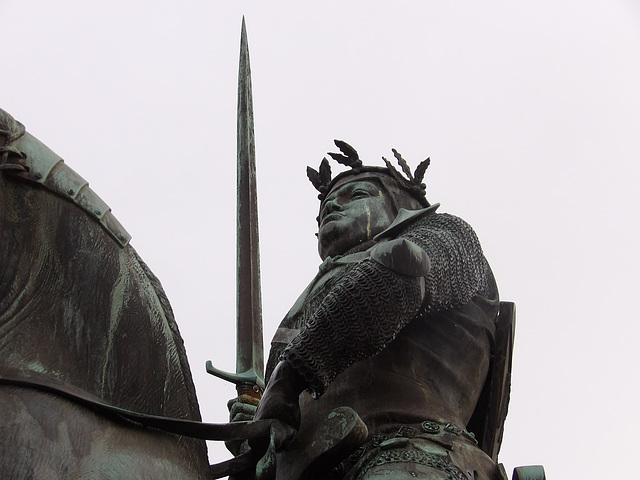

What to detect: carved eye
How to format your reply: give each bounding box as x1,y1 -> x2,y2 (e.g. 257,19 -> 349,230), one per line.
351,189 -> 370,199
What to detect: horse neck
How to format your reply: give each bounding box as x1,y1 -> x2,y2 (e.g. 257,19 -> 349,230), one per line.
0,177 -> 202,421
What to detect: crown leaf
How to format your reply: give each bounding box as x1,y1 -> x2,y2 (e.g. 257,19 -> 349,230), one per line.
328,139 -> 362,169
308,141 -> 430,206
381,156 -> 405,184
414,157 -> 431,184
319,157 -> 332,186
392,148 -> 413,180
307,166 -> 322,192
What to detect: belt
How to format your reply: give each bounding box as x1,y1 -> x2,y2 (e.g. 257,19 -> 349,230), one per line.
330,419 -> 478,480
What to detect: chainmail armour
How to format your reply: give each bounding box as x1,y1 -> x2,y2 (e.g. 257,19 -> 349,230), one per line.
274,212 -> 490,397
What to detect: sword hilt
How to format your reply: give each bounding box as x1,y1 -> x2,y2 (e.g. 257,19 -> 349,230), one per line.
206,361 -> 265,396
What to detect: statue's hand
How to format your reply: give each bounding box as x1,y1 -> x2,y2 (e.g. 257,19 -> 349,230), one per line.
246,362 -> 305,478
225,393 -> 260,456
228,393 -> 260,422
253,361 -> 306,432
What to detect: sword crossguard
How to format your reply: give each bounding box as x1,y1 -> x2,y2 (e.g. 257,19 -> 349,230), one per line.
206,361 -> 265,393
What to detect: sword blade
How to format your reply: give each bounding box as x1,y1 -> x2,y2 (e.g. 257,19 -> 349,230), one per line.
207,17 -> 264,394
235,16 -> 265,392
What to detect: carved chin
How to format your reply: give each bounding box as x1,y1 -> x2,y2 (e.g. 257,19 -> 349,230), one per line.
319,229 -> 368,259
318,225 -> 349,258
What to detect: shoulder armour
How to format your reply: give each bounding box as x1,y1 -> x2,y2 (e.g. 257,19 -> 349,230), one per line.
370,238 -> 430,277
374,205 -> 439,241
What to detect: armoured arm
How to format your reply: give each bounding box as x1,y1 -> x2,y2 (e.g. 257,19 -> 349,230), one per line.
282,257 -> 425,397
279,213 -> 491,398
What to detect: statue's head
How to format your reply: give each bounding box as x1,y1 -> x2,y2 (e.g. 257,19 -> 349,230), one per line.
308,140 -> 431,259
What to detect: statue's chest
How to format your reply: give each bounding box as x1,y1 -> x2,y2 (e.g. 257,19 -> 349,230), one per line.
279,243 -> 380,331
283,264 -> 353,330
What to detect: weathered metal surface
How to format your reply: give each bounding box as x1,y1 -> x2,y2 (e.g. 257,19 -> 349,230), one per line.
0,366 -> 277,442
11,131 -> 62,181
275,407 -> 368,480
250,147 -> 528,479
207,17 -> 265,394
467,301 -> 516,461
9,131 -> 131,247
0,107 -> 209,478
513,465 -> 547,480
235,17 -> 264,392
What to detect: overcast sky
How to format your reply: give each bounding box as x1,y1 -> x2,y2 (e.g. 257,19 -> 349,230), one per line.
3,1 -> 640,478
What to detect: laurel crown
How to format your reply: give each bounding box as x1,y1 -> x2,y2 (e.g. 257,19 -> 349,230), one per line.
307,140 -> 430,204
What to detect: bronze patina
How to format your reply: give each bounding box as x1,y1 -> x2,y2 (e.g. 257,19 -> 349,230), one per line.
220,23 -> 545,480
0,108 -> 212,478
252,143 -> 506,479
207,16 -> 265,398
0,18 -> 546,480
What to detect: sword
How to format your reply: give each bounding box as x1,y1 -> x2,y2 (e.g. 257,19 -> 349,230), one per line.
207,17 -> 265,399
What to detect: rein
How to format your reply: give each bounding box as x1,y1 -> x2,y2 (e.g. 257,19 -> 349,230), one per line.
0,368 -> 272,477
0,367 -> 268,443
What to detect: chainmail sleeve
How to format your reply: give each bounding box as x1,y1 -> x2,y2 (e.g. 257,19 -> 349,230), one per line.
281,260 -> 424,397
400,213 -> 491,314
280,212 -> 490,398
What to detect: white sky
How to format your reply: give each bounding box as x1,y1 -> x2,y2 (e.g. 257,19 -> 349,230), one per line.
3,1 -> 640,478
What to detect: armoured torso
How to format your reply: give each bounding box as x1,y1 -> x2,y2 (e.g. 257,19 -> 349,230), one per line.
268,210 -> 499,442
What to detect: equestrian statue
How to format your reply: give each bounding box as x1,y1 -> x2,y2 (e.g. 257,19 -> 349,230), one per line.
0,18 -> 545,480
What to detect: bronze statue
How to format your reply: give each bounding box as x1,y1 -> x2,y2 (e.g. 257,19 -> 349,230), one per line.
217,21 -> 545,480
0,108 -> 214,478
0,106 -> 287,479
0,19 -> 544,480
237,141 -> 510,480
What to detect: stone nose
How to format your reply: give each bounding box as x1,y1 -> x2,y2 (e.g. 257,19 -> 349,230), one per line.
324,199 -> 344,214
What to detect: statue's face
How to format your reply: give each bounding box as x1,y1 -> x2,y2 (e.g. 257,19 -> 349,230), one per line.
318,179 -> 395,259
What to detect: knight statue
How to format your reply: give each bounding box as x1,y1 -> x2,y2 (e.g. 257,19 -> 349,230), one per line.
0,18 -> 544,480
219,21 -> 544,480
230,140 -> 510,480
